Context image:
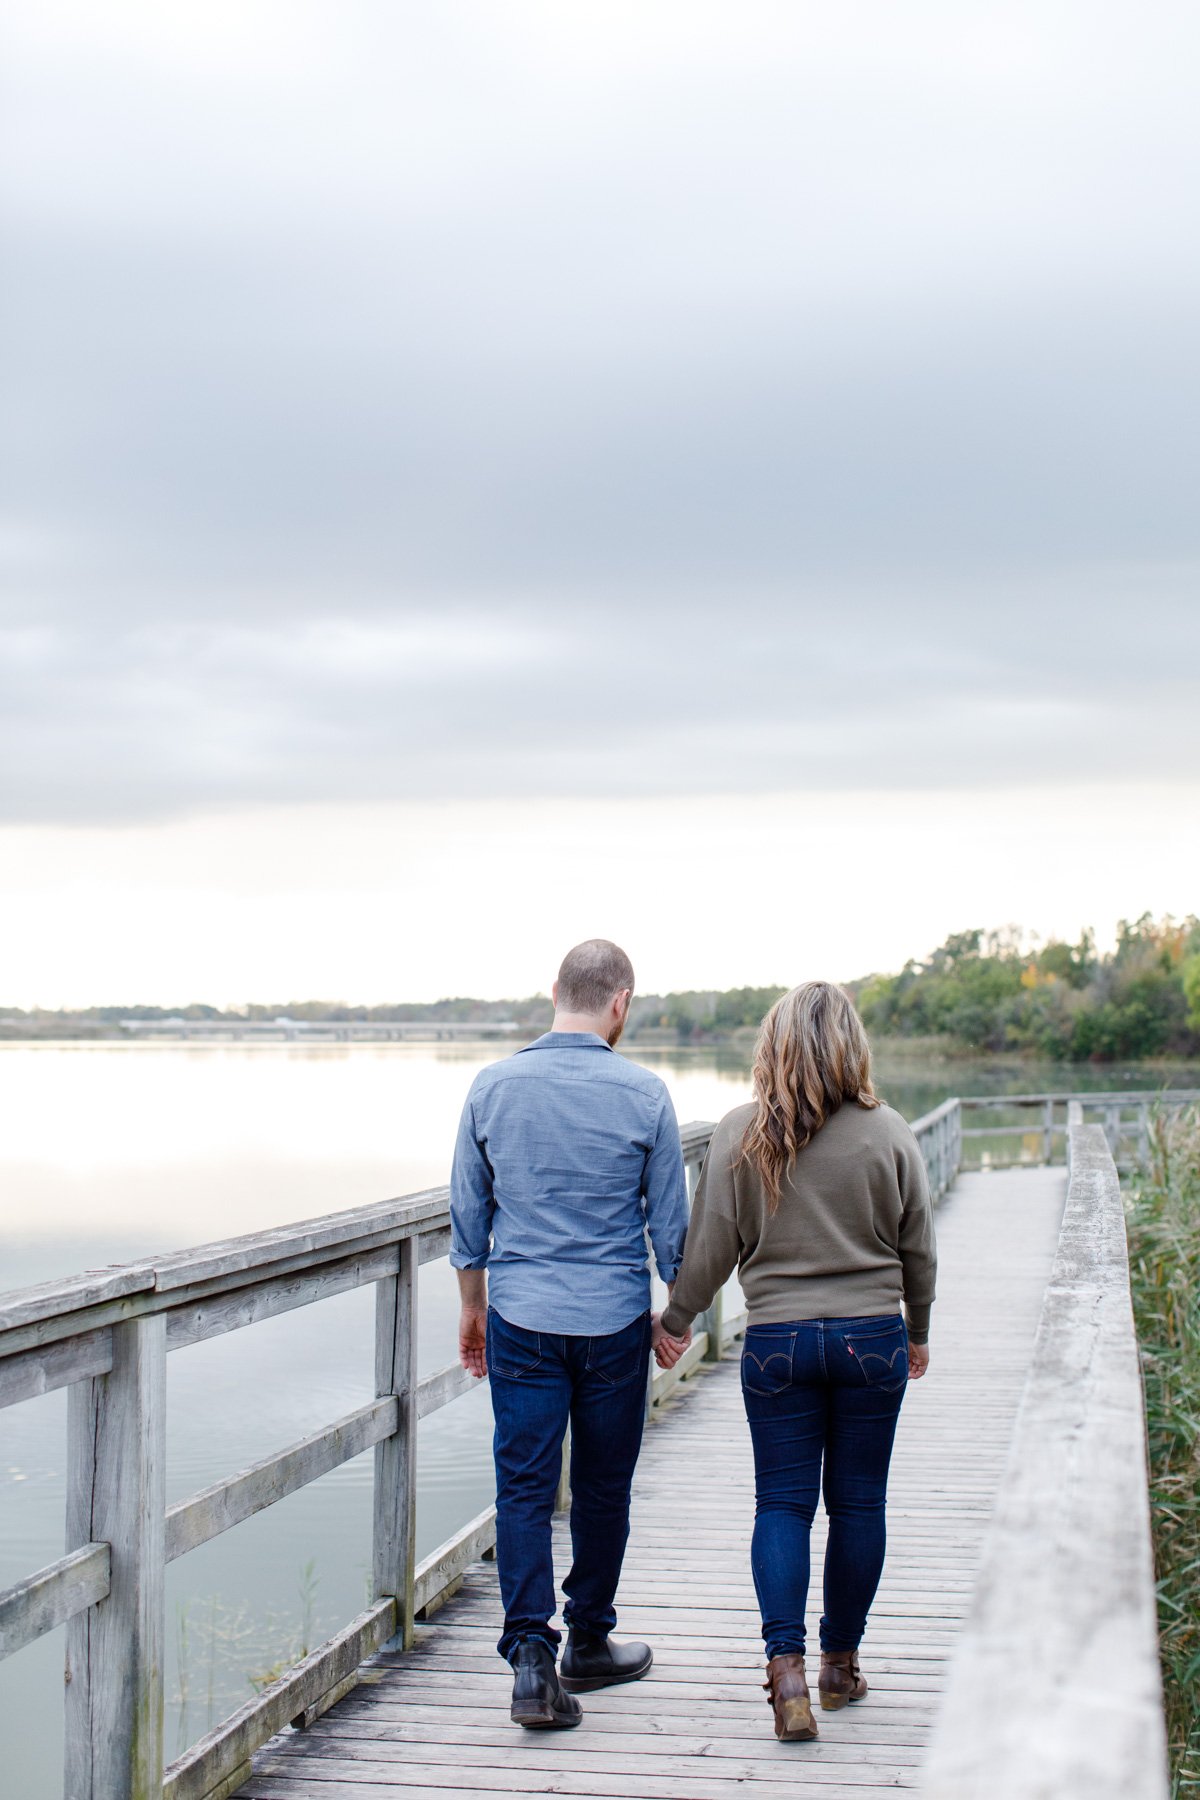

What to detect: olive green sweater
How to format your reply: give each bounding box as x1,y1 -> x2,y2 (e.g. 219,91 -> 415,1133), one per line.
660,1100 -> 937,1344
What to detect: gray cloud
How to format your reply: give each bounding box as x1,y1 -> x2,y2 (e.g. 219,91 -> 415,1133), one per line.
2,3 -> 1199,820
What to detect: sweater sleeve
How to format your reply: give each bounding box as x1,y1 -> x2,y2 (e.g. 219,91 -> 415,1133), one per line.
896,1126 -> 937,1344
660,1122 -> 742,1337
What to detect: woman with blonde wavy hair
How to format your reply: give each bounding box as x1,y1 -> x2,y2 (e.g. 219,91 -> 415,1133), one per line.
660,981 -> 936,1744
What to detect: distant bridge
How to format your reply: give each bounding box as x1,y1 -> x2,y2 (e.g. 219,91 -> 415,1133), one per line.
118,1018 -> 522,1042
1,1091 -> 1192,1799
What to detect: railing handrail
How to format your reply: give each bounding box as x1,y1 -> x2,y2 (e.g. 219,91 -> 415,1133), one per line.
958,1088 -> 1199,1107
920,1116 -> 1169,1798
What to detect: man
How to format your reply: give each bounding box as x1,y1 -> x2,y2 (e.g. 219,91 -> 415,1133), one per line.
450,938 -> 692,1729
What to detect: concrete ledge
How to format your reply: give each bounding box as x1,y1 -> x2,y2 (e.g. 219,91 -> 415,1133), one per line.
920,1124 -> 1168,1799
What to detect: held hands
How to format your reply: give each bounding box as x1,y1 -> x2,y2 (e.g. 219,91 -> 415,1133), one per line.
908,1342 -> 930,1381
459,1306 -> 488,1379
651,1311 -> 692,1370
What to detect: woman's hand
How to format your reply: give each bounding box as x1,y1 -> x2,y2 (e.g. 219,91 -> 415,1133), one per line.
652,1313 -> 691,1369
908,1342 -> 930,1381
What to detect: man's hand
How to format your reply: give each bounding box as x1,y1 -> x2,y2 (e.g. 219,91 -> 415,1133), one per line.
908,1342 -> 930,1381
459,1306 -> 488,1378
455,1269 -> 488,1378
652,1312 -> 691,1370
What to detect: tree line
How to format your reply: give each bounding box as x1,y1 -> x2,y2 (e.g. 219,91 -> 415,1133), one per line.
4,915 -> 1197,1059
851,915 -> 1200,1060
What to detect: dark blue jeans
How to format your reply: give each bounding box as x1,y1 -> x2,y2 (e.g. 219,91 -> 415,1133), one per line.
741,1314 -> 908,1661
487,1306 -> 652,1664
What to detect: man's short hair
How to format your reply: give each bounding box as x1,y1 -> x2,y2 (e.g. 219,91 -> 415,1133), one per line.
556,939 -> 635,1014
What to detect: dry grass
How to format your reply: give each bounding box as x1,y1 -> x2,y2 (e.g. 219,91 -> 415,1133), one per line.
1128,1103 -> 1200,1795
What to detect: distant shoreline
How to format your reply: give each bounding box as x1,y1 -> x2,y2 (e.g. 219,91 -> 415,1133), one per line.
1,1026 -> 1197,1072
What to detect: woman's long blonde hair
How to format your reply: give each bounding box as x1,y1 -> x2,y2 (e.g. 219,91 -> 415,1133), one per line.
740,981 -> 879,1211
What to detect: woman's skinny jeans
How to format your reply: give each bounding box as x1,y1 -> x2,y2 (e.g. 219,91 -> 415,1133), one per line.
741,1315 -> 908,1662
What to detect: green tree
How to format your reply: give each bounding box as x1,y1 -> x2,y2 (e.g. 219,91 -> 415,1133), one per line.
1183,955 -> 1200,1032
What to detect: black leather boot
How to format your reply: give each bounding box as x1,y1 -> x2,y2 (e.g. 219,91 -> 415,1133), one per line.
509,1637 -> 583,1729
559,1631 -> 653,1692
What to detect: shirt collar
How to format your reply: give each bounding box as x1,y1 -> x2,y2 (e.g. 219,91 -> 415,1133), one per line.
518,1031 -> 613,1054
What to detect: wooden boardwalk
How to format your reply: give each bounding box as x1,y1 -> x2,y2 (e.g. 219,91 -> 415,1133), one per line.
235,1165 -> 1065,1800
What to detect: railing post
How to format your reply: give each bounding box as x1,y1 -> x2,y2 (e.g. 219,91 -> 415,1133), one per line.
1042,1097 -> 1054,1166
1105,1102 -> 1121,1158
683,1155 -> 723,1362
700,1288 -> 725,1362
374,1236 -> 419,1650
64,1315 -> 166,1800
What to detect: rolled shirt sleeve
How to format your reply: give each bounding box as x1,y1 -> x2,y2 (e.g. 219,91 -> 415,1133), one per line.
449,1089 -> 495,1271
641,1092 -> 690,1285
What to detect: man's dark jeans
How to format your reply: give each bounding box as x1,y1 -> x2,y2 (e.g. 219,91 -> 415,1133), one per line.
741,1315 -> 908,1662
487,1306 -> 652,1664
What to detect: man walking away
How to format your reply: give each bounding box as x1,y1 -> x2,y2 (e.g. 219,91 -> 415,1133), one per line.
450,939 -> 692,1729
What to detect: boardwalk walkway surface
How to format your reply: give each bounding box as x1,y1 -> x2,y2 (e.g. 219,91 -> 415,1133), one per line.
237,1166 -> 1065,1800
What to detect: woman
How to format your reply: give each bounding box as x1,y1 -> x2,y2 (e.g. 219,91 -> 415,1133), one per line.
660,981 -> 935,1743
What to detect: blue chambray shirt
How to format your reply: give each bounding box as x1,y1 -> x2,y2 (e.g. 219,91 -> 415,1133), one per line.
449,1032 -> 690,1337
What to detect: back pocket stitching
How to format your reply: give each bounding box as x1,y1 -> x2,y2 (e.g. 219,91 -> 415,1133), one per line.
741,1339 -> 794,1396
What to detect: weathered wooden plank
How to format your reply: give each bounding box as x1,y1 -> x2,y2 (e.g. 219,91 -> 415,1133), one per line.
165,1398 -> 398,1562
242,1783 -> 906,1800
294,1668 -> 360,1732
0,1542 -> 110,1658
241,1752 -> 910,1798
416,1359 -> 476,1421
0,1205 -> 451,1360
418,1226 -> 452,1265
413,1504 -> 498,1618
959,1122 -> 1061,1140
680,1120 -> 717,1162
372,1238 -> 419,1650
958,1089 -> 1199,1109
166,1248 -> 399,1352
163,1600 -> 395,1800
254,1732 -> 923,1775
315,1699 -> 935,1743
0,1326 -> 113,1410
64,1313 -> 166,1800
363,1650 -> 945,1684
151,1191 -> 450,1292
368,1663 -> 944,1700
921,1127 -> 1168,1800
0,1264 -> 155,1337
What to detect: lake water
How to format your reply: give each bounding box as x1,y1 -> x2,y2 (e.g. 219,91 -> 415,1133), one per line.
1,1039 -> 1191,1794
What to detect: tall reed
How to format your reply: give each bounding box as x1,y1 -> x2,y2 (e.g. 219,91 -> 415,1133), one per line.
1127,1103 -> 1200,1795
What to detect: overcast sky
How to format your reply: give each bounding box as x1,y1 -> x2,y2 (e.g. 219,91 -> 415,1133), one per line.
2,3 -> 1197,1004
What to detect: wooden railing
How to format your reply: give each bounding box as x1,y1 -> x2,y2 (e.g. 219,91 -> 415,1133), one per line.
1,1087 -> 1182,1799
957,1089 -> 1199,1172
921,1104 -> 1170,1798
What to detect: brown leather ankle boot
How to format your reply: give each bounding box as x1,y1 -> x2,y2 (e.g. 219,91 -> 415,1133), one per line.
818,1649 -> 868,1710
762,1654 -> 818,1740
